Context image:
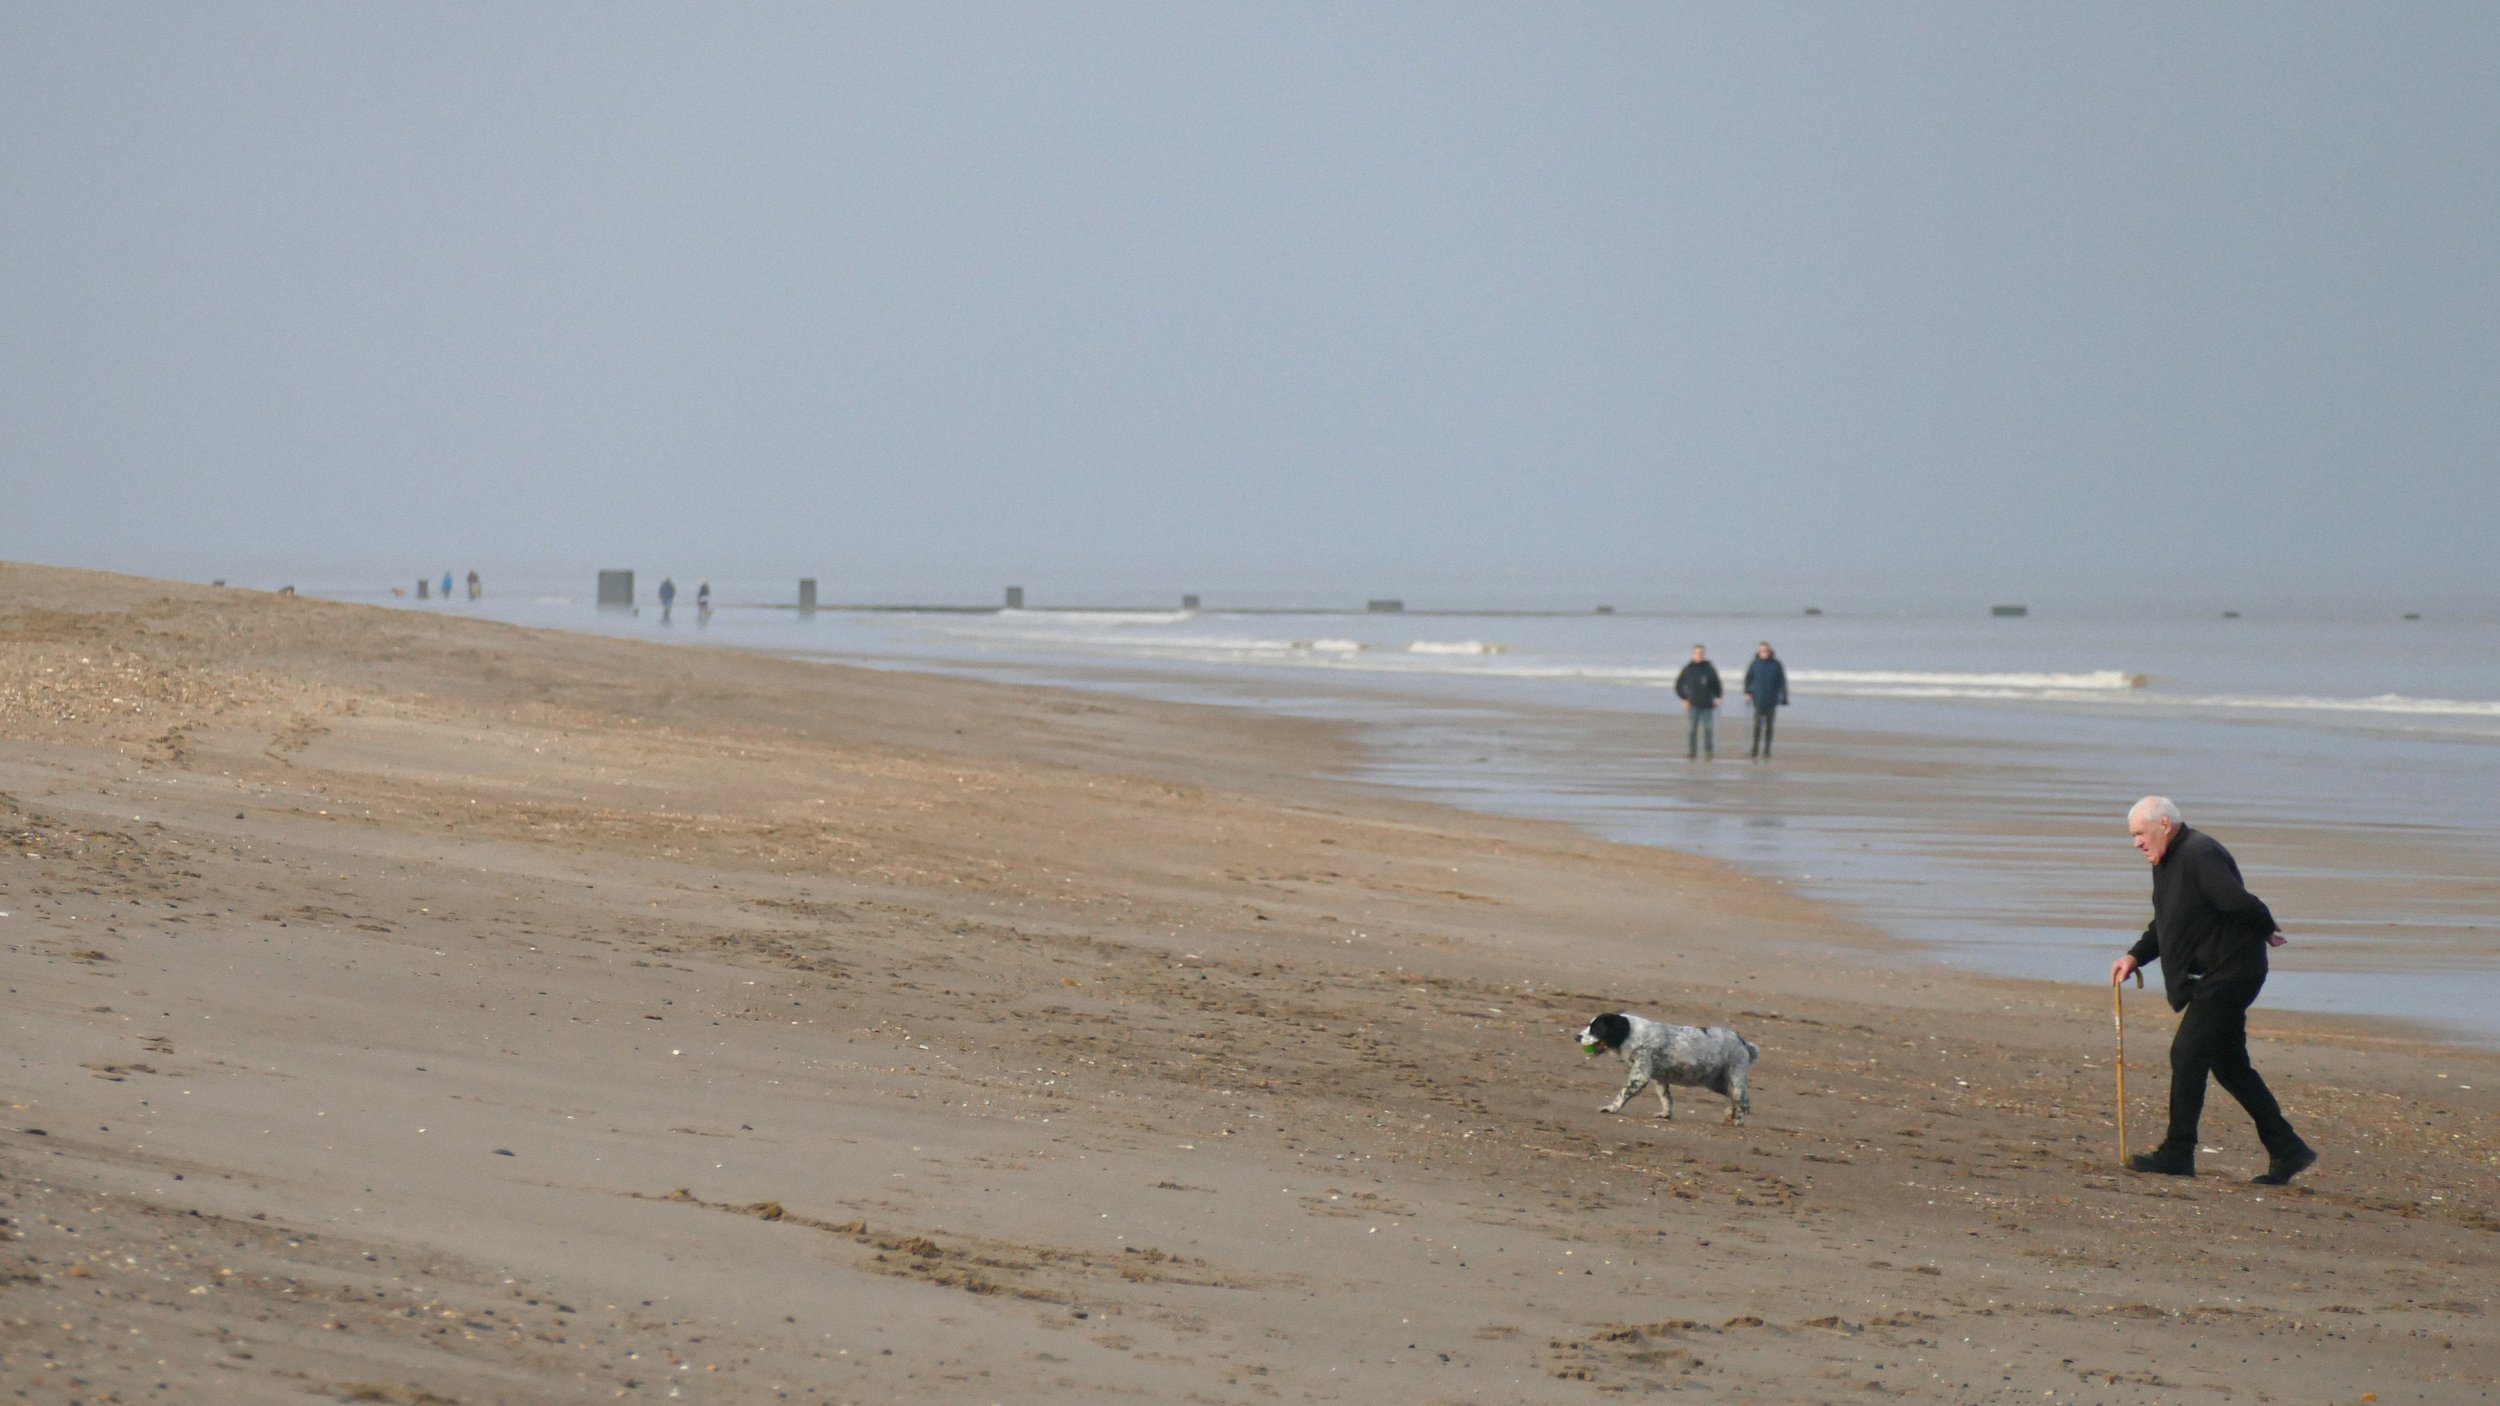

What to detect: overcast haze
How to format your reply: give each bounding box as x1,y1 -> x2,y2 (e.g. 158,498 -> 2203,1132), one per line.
4,4 -> 2494,611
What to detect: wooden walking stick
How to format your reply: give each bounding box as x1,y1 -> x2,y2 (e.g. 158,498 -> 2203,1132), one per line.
2112,967 -> 2142,1162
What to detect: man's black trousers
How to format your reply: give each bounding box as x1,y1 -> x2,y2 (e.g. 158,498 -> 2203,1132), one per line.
2162,973 -> 2302,1157
1749,706 -> 1776,757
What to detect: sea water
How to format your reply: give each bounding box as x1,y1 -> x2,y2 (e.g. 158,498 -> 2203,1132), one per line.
351,584 -> 2500,1044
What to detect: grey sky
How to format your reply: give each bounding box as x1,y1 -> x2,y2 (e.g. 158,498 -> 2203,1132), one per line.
4,4 -> 2494,609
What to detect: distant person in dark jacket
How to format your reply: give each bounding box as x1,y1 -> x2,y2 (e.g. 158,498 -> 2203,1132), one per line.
2109,797 -> 2315,1185
1743,642 -> 1789,760
1673,645 -> 1722,760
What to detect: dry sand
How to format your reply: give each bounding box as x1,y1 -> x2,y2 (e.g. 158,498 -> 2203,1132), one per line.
2,562 -> 2494,1405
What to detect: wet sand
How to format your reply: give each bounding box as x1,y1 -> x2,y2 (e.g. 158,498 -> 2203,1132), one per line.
3,562 -> 2495,1405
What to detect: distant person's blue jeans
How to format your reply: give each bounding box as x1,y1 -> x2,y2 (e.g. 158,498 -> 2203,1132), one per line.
1686,705 -> 1716,758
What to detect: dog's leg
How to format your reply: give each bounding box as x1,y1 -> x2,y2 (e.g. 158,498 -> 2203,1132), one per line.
1725,1065 -> 1749,1125
1603,1065 -> 1648,1115
1652,1077 -> 1674,1119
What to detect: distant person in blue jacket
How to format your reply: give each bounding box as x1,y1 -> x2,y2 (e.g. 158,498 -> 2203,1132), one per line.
1744,641 -> 1789,760
1673,645 -> 1722,760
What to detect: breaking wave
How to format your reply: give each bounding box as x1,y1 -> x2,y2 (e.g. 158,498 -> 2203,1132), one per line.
1792,668 -> 2146,691
994,609 -> 1196,625
2172,692 -> 2500,718
944,616 -> 2500,722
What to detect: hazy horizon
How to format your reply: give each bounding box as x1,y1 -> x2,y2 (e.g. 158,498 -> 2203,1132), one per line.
6,5 -> 2494,613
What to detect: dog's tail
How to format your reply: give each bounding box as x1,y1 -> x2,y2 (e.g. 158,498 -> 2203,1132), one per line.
1742,1036 -> 1761,1061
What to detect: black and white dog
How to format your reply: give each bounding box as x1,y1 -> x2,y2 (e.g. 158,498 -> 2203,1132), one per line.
1577,1013 -> 1759,1124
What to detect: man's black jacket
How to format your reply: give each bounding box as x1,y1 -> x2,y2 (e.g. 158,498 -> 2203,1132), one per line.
1674,660 -> 1723,706
1743,655 -> 1788,708
2124,825 -> 2277,1010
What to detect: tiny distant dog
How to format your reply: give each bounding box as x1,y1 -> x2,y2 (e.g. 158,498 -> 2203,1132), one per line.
1577,1013 -> 1759,1124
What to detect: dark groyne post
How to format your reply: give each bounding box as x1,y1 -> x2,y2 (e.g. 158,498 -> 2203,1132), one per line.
598,570 -> 634,610
1367,598 -> 1404,613
1182,594 -> 1200,611
1004,586 -> 1025,610
798,579 -> 818,617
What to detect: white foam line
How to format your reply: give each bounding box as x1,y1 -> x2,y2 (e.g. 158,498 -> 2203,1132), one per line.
1792,668 -> 2146,690
2172,692 -> 2500,718
993,609 -> 1197,625
919,628 -> 2500,719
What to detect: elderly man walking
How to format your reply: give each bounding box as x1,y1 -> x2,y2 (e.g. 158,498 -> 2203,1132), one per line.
2109,797 -> 2317,1185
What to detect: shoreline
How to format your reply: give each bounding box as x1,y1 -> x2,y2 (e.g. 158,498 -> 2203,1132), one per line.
288,580 -> 2500,1045
769,643 -> 2500,1050
4,562 -> 2496,1403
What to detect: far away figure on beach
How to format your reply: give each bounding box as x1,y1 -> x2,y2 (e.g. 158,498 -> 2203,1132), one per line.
467,569 -> 482,601
441,571 -> 454,601
1674,645 -> 1722,760
658,576 -> 677,624
1745,641 -> 1789,759
696,580 -> 711,626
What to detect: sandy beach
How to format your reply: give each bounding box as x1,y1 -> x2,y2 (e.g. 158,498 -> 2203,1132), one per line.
3,563 -> 2495,1405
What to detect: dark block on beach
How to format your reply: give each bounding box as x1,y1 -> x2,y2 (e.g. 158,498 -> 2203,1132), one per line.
1367,599 -> 1404,613
597,570 -> 635,610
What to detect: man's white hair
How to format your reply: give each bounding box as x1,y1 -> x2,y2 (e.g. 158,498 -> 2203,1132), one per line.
2130,795 -> 2182,828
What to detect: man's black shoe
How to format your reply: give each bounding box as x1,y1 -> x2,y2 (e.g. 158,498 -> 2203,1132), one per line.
2127,1148 -> 2196,1177
2250,1145 -> 2317,1186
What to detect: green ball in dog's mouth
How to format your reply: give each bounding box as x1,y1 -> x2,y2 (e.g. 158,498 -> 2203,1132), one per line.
1579,1040 -> 1602,1055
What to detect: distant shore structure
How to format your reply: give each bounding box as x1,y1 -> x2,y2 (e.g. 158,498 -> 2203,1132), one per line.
576,579 -> 1973,619
1990,604 -> 2029,618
